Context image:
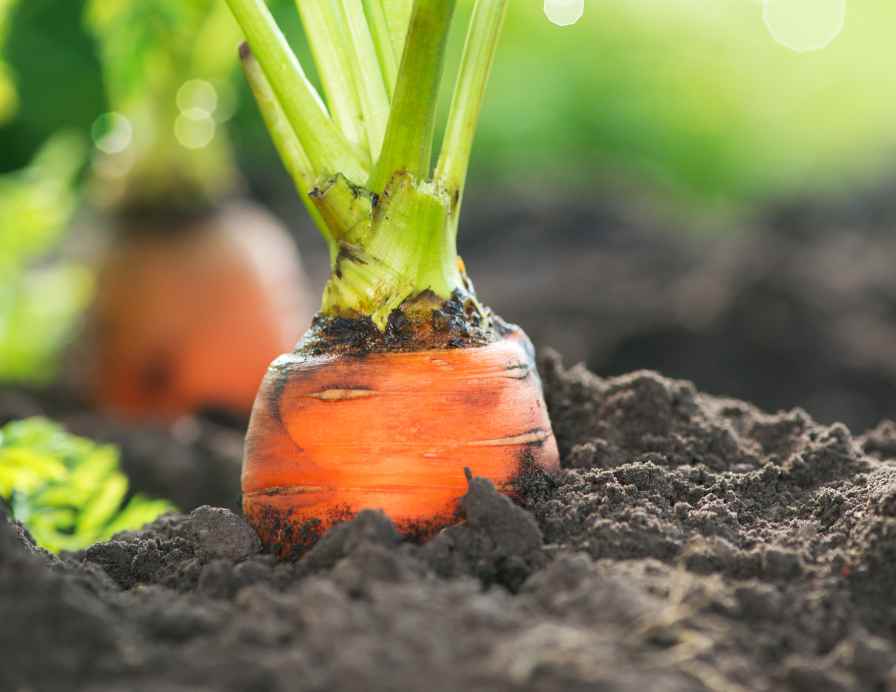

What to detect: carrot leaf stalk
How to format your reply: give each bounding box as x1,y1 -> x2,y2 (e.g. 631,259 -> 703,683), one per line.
227,0 -> 368,182
228,0 -> 508,330
240,45 -> 335,257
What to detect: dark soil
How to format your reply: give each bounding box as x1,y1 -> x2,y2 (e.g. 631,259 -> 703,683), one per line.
5,353 -> 896,691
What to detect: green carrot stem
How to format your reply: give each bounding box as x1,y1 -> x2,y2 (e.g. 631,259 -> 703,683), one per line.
226,0 -> 508,330
240,43 -> 336,258
294,0 -> 367,153
382,0 -> 413,58
225,0 -> 368,183
435,0 -> 508,226
339,0 -> 391,159
368,0 -> 457,193
362,0 -> 400,96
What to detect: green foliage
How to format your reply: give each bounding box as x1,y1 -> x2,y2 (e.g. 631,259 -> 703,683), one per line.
0,0 -> 18,123
0,418 -> 175,553
85,0 -> 240,109
83,0 -> 243,208
0,134 -> 92,382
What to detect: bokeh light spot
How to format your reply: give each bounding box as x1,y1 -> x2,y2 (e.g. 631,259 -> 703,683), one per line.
91,112 -> 133,154
174,110 -> 216,149
176,79 -> 218,117
544,0 -> 584,27
763,0 -> 846,53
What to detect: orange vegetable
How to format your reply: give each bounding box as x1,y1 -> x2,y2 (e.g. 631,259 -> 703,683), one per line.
243,326 -> 559,555
84,203 -> 313,420
227,0 -> 560,554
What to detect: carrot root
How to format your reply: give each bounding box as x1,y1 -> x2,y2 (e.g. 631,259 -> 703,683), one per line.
242,327 -> 560,556
84,204 -> 311,419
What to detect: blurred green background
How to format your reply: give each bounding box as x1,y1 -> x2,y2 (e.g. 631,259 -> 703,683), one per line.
1,0 -> 895,384
4,0 -> 896,197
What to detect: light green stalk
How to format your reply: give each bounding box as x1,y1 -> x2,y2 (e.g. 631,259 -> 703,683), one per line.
294,0 -> 367,154
240,44 -> 335,259
362,0 -> 400,96
340,0 -> 391,158
382,0 -> 414,57
225,0 -> 367,182
229,0 -> 507,329
436,0 -> 509,235
369,0 -> 457,193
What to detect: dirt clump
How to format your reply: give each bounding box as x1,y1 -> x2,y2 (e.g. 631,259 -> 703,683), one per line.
4,354 -> 896,691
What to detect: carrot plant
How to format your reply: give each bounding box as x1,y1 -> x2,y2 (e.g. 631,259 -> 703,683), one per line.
228,0 -> 559,554
81,0 -> 313,420
0,418 -> 174,552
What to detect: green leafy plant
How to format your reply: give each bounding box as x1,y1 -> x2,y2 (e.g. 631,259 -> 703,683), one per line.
0,133 -> 92,383
0,417 -> 175,552
84,0 -> 245,210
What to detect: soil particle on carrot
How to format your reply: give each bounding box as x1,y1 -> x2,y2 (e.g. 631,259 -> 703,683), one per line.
296,290 -> 502,357
6,356 -> 896,690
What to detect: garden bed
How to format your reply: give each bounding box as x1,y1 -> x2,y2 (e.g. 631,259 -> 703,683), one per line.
4,352 -> 896,691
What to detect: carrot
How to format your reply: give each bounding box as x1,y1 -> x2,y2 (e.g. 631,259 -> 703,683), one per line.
243,326 -> 559,553
228,0 -> 559,553
85,203 -> 312,420
78,2 -> 315,420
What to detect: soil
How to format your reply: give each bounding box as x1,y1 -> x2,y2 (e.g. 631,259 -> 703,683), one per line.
5,353 -> 896,691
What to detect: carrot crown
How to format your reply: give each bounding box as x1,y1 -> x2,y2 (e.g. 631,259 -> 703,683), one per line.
227,0 -> 508,329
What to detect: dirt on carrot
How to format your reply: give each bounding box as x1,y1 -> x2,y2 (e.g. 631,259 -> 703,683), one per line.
295,290 -> 503,357
4,353 -> 896,691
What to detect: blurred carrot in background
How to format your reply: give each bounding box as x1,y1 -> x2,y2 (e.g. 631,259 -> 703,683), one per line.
77,0 -> 314,420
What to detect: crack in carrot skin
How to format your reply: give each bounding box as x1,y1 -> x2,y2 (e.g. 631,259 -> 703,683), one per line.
465,429 -> 550,447
305,388 -> 377,401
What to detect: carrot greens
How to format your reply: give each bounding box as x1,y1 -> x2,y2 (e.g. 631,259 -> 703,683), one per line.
228,0 -> 509,329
